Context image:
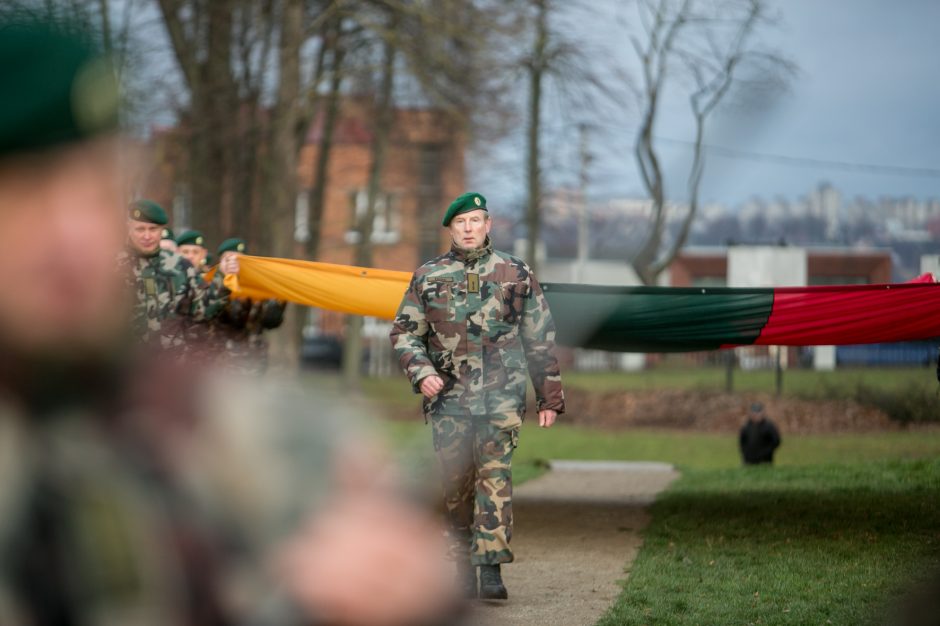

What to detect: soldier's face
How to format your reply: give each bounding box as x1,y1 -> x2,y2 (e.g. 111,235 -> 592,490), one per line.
128,220 -> 163,254
449,210 -> 491,251
0,139 -> 128,353
160,238 -> 178,253
179,244 -> 207,268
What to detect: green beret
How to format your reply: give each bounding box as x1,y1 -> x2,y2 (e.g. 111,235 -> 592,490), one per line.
442,192 -> 487,226
217,237 -> 247,256
204,253 -> 214,267
129,199 -> 168,225
161,227 -> 175,241
0,15 -> 119,157
176,230 -> 206,248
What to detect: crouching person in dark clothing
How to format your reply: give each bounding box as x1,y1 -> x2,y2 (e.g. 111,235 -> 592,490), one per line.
739,402 -> 781,465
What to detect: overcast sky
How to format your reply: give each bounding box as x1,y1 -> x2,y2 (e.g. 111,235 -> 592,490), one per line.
468,0 -> 940,209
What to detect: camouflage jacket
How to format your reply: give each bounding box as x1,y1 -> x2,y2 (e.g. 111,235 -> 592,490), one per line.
0,355 -> 333,625
118,249 -> 230,349
390,239 -> 565,417
212,298 -> 287,373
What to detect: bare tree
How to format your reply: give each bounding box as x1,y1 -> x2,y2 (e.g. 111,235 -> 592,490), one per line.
336,0 -> 527,387
341,6 -> 398,389
306,16 -> 350,260
517,0 -> 611,272
153,0 -> 338,248
627,0 -> 793,285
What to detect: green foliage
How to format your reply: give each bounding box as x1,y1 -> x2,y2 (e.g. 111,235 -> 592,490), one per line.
854,381 -> 940,424
597,460 -> 940,626
563,366 -> 940,424
563,366 -> 936,398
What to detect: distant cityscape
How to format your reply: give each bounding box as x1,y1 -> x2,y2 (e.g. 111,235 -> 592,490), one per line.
493,183 -> 940,281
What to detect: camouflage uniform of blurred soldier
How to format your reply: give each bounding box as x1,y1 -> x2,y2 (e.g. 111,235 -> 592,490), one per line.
212,238 -> 287,374
0,15 -> 461,626
118,202 -> 231,355
390,192 -> 565,600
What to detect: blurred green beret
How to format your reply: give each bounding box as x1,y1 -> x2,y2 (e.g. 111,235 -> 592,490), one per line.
203,253 -> 214,267
442,192 -> 487,226
176,230 -> 206,248
129,199 -> 168,225
217,237 -> 247,256
161,227 -> 175,241
0,15 -> 119,157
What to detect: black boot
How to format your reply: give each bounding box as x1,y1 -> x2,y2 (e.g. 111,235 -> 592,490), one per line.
478,564 -> 508,600
457,559 -> 477,599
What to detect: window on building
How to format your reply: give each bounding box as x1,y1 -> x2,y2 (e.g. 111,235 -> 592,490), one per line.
345,188 -> 400,245
295,189 -> 311,243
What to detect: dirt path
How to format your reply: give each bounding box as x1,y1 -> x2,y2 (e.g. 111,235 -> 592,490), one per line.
469,460 -> 679,626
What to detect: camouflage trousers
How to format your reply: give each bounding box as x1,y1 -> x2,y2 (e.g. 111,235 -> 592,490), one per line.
431,410 -> 522,566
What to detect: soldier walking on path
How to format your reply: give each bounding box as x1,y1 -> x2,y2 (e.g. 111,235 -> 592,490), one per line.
391,192 -> 566,601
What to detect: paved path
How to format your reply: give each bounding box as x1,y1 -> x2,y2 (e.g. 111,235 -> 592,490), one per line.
469,460 -> 678,626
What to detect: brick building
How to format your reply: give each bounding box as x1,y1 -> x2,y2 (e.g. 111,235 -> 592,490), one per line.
294,102 -> 466,337
138,102 -> 466,340
139,100 -> 465,271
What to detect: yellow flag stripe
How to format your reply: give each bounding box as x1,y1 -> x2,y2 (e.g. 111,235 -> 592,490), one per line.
229,255 -> 411,319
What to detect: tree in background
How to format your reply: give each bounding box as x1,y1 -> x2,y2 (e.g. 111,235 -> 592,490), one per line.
154,0 -> 343,250
339,0 -> 522,388
625,0 -> 794,285
516,0 -> 610,272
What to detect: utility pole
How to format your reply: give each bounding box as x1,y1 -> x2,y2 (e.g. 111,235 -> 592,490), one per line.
576,123 -> 591,282
525,0 -> 548,272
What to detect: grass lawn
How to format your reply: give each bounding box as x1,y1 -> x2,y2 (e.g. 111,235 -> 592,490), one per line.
597,459 -> 940,626
361,368 -> 940,624
381,420 -> 940,476
377,421 -> 940,624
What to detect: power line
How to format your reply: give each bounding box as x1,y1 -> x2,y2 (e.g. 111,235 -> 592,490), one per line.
539,120 -> 940,179
654,136 -> 940,178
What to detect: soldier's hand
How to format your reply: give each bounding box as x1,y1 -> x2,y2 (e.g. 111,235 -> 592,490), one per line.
419,375 -> 445,398
220,254 -> 240,275
538,409 -> 558,428
280,491 -> 456,626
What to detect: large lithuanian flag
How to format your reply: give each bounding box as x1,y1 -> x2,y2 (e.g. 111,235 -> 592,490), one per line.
224,255 -> 940,353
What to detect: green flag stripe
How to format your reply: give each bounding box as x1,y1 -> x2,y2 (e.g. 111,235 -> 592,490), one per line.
542,283 -> 775,352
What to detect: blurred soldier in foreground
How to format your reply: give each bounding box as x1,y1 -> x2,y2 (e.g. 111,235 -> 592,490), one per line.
390,192 -> 566,600
118,199 -> 231,352
177,228 -> 210,274
160,226 -> 177,252
739,402 -> 782,465
0,14 -> 457,625
213,237 -> 287,373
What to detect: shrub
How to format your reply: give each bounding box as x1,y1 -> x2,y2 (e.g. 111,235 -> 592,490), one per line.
854,382 -> 940,424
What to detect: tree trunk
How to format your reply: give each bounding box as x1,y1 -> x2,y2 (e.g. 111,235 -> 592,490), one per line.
307,26 -> 346,261
264,0 -> 304,372
342,22 -> 397,390
157,0 -> 240,244
525,0 -> 547,272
